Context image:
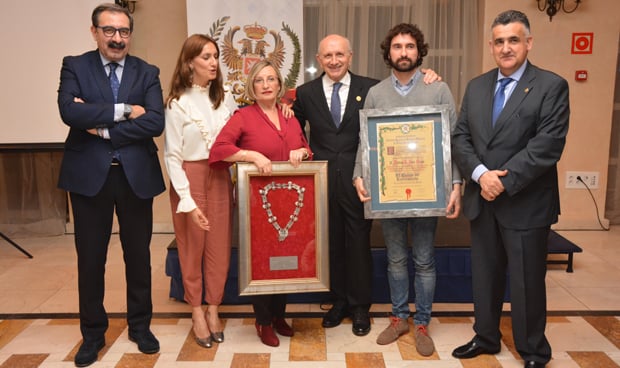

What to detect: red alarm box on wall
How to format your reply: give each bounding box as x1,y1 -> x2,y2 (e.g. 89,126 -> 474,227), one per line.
575,70 -> 587,81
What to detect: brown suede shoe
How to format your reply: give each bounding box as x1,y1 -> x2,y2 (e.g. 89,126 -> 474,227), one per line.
414,324 -> 435,356
376,316 -> 409,345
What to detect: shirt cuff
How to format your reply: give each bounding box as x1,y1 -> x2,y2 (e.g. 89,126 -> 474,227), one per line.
97,128 -> 111,140
472,164 -> 489,183
114,103 -> 125,122
175,196 -> 197,213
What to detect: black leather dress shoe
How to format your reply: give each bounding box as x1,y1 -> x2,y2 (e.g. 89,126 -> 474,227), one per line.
524,361 -> 546,368
128,330 -> 160,354
322,302 -> 349,328
74,339 -> 105,367
351,309 -> 371,336
452,340 -> 500,359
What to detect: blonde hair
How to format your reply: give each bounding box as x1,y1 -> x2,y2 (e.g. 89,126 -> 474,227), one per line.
244,60 -> 286,102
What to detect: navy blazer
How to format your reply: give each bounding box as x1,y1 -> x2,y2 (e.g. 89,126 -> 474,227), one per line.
293,72 -> 378,192
452,62 -> 569,229
57,50 -> 165,199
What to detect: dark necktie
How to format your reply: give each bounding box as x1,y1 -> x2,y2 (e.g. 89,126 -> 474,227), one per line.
108,63 -> 122,162
108,62 -> 120,102
330,82 -> 342,127
492,77 -> 513,126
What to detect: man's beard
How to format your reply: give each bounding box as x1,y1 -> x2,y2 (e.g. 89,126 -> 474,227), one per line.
390,57 -> 417,72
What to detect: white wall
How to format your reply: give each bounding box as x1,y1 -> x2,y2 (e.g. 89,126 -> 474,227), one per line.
0,0 -> 100,145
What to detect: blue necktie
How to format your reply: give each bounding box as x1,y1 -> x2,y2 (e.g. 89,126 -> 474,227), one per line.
108,62 -> 120,102
108,63 -> 121,162
330,82 -> 342,127
492,77 -> 512,126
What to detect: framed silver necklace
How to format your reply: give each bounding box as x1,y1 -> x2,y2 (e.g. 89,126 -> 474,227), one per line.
259,181 -> 305,241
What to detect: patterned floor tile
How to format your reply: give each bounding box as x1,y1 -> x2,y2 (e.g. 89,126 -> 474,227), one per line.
568,351 -> 620,368
0,316 -> 617,367
230,352 -> 270,368
345,352 -> 385,368
584,316 -> 620,349
290,318 -> 325,361
0,353 -> 48,368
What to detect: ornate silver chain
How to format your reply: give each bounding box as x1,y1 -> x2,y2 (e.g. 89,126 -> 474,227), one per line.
259,181 -> 305,241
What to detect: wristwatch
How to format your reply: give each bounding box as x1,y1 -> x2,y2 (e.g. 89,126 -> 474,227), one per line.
123,104 -> 132,120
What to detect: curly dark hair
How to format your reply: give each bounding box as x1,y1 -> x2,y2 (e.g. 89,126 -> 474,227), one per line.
380,23 -> 428,69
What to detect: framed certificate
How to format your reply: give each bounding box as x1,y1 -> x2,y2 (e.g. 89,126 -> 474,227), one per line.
359,105 -> 452,218
236,161 -> 329,295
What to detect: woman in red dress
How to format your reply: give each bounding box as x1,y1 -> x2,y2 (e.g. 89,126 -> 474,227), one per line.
209,60 -> 312,347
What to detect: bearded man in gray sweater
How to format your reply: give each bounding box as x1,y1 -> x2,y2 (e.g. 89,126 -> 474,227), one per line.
353,23 -> 462,356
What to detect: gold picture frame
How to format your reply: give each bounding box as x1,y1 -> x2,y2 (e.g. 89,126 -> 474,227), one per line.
236,161 -> 329,295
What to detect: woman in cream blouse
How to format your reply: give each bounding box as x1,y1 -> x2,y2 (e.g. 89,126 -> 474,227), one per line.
164,34 -> 237,348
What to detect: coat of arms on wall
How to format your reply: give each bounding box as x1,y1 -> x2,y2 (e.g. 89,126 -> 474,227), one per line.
209,17 -> 301,106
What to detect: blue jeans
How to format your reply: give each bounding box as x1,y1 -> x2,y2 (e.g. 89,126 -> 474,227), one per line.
382,217 -> 437,325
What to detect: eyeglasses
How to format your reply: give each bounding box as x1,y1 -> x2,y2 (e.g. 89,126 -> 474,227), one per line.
97,26 -> 131,38
253,76 -> 278,85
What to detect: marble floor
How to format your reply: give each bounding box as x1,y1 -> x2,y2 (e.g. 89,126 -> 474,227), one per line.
0,227 -> 619,367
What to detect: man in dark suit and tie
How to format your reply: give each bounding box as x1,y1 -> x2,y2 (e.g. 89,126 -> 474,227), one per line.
451,10 -> 569,368
293,34 -> 378,336
57,3 -> 165,367
293,34 -> 438,336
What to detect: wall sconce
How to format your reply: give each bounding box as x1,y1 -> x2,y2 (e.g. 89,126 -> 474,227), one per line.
115,0 -> 139,14
536,0 -> 581,21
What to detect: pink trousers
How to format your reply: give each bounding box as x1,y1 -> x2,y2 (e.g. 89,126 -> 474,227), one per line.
169,160 -> 232,306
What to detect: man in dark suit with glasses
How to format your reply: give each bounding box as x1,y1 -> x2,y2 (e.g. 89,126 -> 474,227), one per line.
57,3 -> 165,366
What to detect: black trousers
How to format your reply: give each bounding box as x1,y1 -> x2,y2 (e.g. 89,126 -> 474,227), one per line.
70,165 -> 154,341
328,170 -> 373,310
252,294 -> 287,325
470,201 -> 552,363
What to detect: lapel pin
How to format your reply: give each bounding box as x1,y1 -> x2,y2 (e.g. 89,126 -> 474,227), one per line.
524,88 -> 529,93
356,96 -> 361,102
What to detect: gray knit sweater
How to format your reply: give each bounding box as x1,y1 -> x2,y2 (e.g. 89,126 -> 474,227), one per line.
353,72 -> 462,183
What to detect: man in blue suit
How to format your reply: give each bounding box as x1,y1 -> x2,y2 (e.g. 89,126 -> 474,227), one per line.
451,10 -> 569,368
57,3 -> 165,367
